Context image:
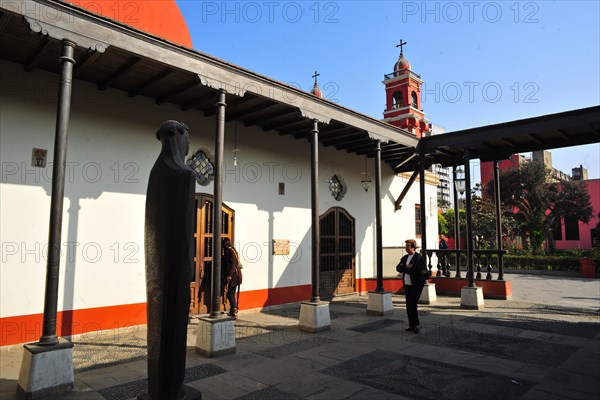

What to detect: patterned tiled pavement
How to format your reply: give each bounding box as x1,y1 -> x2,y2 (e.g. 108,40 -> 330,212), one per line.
1,272 -> 599,399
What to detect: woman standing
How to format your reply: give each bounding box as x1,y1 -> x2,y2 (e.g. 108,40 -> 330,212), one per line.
396,239 -> 429,333
222,238 -> 242,317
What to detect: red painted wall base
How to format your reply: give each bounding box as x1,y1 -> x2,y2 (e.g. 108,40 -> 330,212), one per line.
434,277 -> 512,299
360,277 -> 511,300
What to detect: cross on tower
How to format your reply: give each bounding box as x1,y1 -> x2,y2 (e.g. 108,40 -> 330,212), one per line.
312,70 -> 320,84
396,39 -> 407,55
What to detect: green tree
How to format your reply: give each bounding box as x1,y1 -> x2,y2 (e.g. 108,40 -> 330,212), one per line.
443,183 -> 517,250
471,184 -> 498,249
488,161 -> 593,254
437,212 -> 449,236
440,208 -> 465,240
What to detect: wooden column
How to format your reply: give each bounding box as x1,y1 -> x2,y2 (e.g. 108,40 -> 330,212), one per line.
374,141 -> 384,292
310,119 -> 320,302
419,153 -> 428,269
453,166 -> 462,278
464,151 -> 475,287
40,40 -> 76,345
210,89 -> 226,317
493,160 -> 505,280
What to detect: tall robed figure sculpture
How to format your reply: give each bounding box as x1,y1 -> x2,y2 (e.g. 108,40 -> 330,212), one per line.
140,121 -> 200,400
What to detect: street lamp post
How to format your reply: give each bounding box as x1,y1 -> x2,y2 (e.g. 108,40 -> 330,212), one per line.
453,166 -> 465,278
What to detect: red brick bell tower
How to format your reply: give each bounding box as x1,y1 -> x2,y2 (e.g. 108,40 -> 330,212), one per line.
383,40 -> 429,138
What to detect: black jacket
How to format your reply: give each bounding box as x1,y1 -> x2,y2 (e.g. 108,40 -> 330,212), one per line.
396,252 -> 429,285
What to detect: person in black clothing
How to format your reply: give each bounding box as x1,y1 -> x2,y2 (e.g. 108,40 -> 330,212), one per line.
222,238 -> 242,317
439,234 -> 449,275
396,239 -> 429,333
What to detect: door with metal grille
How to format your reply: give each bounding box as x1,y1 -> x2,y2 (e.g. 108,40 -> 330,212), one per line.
189,194 -> 234,315
319,207 -> 355,298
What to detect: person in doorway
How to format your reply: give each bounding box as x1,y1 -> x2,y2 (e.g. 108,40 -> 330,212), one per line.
222,238 -> 242,317
396,239 -> 428,333
439,234 -> 449,275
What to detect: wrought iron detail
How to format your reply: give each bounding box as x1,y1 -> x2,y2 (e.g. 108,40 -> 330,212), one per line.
328,174 -> 346,201
187,150 -> 214,185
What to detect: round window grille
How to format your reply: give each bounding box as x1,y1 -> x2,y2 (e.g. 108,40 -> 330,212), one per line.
186,150 -> 214,185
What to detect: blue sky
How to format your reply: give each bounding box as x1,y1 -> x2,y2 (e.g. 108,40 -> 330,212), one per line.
177,0 -> 600,180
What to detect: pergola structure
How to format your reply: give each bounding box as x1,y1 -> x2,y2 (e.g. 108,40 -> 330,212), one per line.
405,106 -> 600,297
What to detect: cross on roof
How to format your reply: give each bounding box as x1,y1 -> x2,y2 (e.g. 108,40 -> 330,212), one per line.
312,70 -> 320,84
396,39 -> 407,55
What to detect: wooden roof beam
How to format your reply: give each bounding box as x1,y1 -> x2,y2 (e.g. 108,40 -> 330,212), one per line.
156,77 -> 200,104
262,116 -> 301,132
129,68 -> 176,98
204,95 -> 246,117
319,124 -> 354,136
244,108 -> 296,127
278,120 -> 314,136
98,57 -> 142,90
25,36 -> 51,72
292,124 -> 317,139
345,141 -> 378,154
321,131 -> 363,146
356,143 -> 410,156
499,137 -> 518,147
528,134 -> 543,145
227,101 -> 277,121
181,91 -> 215,111
556,129 -> 571,140
74,49 -> 103,77
275,119 -> 311,134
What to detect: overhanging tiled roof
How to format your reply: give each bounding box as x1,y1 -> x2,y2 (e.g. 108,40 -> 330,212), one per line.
2,1 -> 598,176
0,0 -> 419,173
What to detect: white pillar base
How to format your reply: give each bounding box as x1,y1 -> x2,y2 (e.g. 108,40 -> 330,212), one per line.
299,301 -> 331,332
195,315 -> 236,357
419,282 -> 437,305
17,338 -> 74,400
461,286 -> 485,310
366,291 -> 393,315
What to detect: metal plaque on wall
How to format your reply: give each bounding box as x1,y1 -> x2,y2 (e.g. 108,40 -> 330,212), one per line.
273,240 -> 290,255
31,148 -> 47,168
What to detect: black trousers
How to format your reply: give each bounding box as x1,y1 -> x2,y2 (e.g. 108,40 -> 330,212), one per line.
405,283 -> 425,328
226,282 -> 237,311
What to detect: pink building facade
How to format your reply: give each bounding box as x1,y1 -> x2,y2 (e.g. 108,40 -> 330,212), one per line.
554,179 -> 600,250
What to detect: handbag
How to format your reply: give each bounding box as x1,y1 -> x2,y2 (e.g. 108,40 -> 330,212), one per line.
232,248 -> 243,269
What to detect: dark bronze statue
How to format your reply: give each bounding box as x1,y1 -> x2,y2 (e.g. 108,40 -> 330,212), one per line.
140,121 -> 199,400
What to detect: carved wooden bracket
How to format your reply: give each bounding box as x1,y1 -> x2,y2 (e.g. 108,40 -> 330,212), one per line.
299,108 -> 331,124
198,74 -> 247,97
25,16 -> 109,53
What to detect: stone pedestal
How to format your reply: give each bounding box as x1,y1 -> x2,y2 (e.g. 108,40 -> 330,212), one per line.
418,282 -> 437,305
17,338 -> 74,400
195,315 -> 236,357
299,301 -> 331,332
366,291 -> 393,315
461,286 -> 485,310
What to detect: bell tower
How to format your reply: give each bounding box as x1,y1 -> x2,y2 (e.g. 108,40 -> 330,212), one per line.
383,40 -> 429,137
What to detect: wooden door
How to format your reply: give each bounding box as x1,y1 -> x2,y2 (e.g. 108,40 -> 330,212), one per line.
319,207 -> 355,298
189,195 -> 234,315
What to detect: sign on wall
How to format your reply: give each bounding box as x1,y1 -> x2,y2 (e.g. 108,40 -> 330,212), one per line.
31,148 -> 47,168
273,239 -> 290,255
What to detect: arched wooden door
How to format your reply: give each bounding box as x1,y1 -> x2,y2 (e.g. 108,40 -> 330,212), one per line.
189,194 -> 234,315
319,207 -> 355,298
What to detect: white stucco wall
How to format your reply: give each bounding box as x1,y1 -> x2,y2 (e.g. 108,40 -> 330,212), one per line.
0,59 -> 437,319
